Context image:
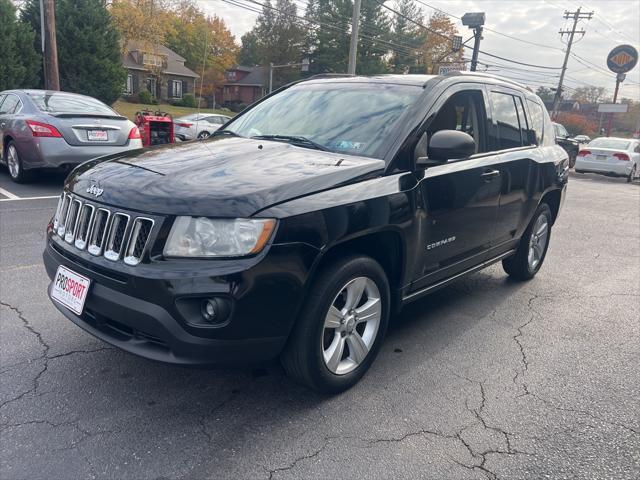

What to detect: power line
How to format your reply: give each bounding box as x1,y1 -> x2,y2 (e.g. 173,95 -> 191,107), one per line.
479,51 -> 562,70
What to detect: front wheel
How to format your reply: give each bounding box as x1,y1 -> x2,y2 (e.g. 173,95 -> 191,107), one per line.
502,203 -> 552,281
281,255 -> 390,393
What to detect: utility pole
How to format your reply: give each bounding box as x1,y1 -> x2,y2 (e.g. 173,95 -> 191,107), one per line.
551,8 -> 593,119
40,0 -> 60,90
461,13 -> 485,72
347,0 -> 361,75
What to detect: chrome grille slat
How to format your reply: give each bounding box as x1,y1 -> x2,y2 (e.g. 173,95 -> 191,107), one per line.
104,213 -> 130,261
87,208 -> 111,256
74,204 -> 95,250
52,192 -> 155,266
124,218 -> 154,266
64,199 -> 82,244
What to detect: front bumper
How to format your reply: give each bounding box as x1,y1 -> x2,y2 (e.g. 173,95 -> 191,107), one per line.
575,158 -> 633,177
44,238 -> 319,365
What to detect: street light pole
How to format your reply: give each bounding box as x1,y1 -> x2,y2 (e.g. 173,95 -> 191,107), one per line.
347,0 -> 361,75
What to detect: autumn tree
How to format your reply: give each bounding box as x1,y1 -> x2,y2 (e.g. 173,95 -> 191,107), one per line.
421,12 -> 462,74
109,0 -> 174,51
571,86 -> 608,104
390,0 -> 424,74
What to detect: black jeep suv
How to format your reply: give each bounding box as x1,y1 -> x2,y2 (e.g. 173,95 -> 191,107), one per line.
44,73 -> 568,392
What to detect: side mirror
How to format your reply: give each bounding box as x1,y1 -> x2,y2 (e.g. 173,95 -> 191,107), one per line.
416,130 -> 476,168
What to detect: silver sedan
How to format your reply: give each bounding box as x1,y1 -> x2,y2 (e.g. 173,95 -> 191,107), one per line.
0,90 -> 143,183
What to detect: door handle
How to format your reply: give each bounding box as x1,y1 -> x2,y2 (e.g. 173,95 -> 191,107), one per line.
481,169 -> 500,181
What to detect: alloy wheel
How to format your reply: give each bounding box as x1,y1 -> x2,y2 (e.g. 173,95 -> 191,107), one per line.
198,132 -> 210,140
7,145 -> 20,179
528,213 -> 549,270
322,277 -> 381,375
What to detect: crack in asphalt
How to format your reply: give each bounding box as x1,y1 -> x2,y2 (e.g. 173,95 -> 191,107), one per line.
0,301 -> 113,411
263,438 -> 332,480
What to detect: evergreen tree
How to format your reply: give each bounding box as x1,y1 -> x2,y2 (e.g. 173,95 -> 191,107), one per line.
21,0 -> 125,103
356,0 -> 392,74
55,0 -> 126,104
0,0 -> 40,90
390,0 -> 424,73
305,0 -> 351,74
238,31 -> 261,66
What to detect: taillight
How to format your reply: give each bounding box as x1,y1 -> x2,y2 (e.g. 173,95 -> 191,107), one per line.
577,150 -> 590,157
613,153 -> 630,161
128,126 -> 141,139
177,123 -> 193,128
26,120 -> 62,138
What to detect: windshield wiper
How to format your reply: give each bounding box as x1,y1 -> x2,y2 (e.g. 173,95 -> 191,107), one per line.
251,135 -> 329,151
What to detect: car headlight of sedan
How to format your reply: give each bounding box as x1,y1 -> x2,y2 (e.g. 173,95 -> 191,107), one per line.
163,217 -> 277,257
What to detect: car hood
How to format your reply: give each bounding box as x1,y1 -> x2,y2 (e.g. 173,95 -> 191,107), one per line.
66,137 -> 386,217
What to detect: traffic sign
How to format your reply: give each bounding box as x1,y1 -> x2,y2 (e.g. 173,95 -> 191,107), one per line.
606,44 -> 638,74
597,103 -> 629,113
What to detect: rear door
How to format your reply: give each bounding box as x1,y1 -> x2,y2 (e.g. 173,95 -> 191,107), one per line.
411,83 -> 502,290
488,89 -> 542,245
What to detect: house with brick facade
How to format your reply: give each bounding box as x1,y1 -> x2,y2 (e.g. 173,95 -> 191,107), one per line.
220,65 -> 268,109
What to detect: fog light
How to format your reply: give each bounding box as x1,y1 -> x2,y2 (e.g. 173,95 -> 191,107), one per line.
202,299 -> 218,323
200,297 -> 232,325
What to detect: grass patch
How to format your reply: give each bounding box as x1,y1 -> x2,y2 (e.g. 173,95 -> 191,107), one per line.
112,100 -> 233,121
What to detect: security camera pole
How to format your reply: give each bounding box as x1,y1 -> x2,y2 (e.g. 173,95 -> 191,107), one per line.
462,12 -> 485,72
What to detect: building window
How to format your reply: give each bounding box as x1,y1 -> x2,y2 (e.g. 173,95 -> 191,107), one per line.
143,53 -> 163,67
146,78 -> 157,97
171,80 -> 182,99
124,74 -> 133,95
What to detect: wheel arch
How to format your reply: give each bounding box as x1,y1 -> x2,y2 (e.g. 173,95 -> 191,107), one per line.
540,188 -> 562,225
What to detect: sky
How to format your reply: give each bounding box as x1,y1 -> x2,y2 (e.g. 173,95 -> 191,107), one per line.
197,0 -> 640,100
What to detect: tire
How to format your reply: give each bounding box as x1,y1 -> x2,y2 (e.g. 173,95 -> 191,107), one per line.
502,203 -> 552,281
5,141 -> 32,183
627,165 -> 636,183
197,131 -> 210,140
569,153 -> 576,169
281,255 -> 390,393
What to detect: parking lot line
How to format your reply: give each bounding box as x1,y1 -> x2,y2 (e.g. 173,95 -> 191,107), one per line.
0,186 -> 20,200
0,194 -> 59,202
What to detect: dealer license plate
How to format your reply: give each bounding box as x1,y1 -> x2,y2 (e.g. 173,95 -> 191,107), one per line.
87,130 -> 108,141
51,265 -> 91,315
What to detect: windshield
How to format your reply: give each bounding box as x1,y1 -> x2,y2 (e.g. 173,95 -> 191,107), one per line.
28,91 -> 116,115
588,138 -> 630,150
224,82 -> 422,157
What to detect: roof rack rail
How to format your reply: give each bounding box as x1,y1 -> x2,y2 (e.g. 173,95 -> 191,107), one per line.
306,73 -> 355,80
443,71 -> 533,92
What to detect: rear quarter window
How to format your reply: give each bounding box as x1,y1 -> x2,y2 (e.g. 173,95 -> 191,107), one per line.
526,99 -> 545,145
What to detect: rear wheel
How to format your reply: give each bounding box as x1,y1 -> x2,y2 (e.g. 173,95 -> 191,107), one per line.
5,141 -> 31,183
503,203 -> 552,281
281,255 -> 390,393
197,131 -> 210,140
569,152 -> 577,169
627,165 -> 637,183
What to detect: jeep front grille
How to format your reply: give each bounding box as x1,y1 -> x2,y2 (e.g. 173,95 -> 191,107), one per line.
52,193 -> 155,265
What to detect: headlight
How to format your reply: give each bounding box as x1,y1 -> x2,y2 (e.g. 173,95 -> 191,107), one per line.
163,217 -> 277,257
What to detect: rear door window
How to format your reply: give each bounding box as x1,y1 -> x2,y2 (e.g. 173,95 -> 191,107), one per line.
490,91 -> 523,150
526,99 -> 545,145
0,94 -> 20,114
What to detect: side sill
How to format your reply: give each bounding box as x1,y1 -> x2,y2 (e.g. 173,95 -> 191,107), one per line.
401,249 -> 516,304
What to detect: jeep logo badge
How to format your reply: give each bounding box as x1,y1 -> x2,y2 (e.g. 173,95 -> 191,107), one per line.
86,184 -> 104,197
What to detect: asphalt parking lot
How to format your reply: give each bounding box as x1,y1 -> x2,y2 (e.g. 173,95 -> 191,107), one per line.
1,168 -> 638,480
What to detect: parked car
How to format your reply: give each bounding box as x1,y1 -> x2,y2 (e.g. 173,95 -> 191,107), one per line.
573,134 -> 591,143
173,113 -> 231,141
575,137 -> 640,182
0,90 -> 142,183
553,122 -> 580,168
44,73 -> 567,393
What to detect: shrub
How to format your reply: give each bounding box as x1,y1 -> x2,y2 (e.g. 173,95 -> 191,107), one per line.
180,93 -> 196,108
138,90 -> 153,105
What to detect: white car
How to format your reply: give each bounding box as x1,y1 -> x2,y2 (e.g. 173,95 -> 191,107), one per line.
173,113 -> 231,141
575,137 -> 640,182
